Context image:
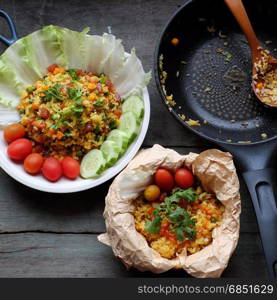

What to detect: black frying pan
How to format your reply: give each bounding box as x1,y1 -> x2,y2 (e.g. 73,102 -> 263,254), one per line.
155,0 -> 277,277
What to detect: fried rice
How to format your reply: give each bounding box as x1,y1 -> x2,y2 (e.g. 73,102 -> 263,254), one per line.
17,65 -> 122,160
133,185 -> 225,259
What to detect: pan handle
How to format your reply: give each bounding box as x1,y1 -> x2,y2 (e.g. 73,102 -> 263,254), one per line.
243,168 -> 277,278
222,141 -> 277,278
0,10 -> 18,46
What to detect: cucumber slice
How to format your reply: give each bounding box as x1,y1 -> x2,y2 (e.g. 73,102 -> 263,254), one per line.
100,140 -> 120,167
107,129 -> 129,154
80,149 -> 106,178
122,95 -> 144,119
118,111 -> 139,143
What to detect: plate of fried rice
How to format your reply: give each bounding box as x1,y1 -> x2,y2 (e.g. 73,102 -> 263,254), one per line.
0,26 -> 150,193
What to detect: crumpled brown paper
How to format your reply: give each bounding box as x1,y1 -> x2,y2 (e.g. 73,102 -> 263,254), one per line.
98,144 -> 241,278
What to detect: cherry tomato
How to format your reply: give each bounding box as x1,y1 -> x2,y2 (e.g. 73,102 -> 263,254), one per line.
42,157 -> 62,182
7,138 -> 32,161
154,168 -> 175,191
61,157 -> 80,179
24,153 -> 44,174
4,123 -> 25,143
174,168 -> 194,189
144,185 -> 161,202
47,64 -> 59,73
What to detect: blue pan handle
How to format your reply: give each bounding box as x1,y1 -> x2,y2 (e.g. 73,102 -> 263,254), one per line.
243,168 -> 277,278
223,141 -> 277,278
0,10 -> 18,46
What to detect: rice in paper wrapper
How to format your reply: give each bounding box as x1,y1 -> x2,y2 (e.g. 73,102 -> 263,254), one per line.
98,144 -> 241,278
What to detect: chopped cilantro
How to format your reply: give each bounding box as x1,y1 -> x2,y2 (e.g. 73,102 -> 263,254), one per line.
77,150 -> 83,157
67,87 -> 82,102
67,69 -> 79,80
145,188 -> 198,241
51,113 -> 60,120
109,120 -> 117,130
145,210 -> 162,234
71,106 -> 83,114
26,86 -> 35,93
94,100 -> 104,107
50,123 -> 59,130
211,217 -> 217,223
93,124 -> 101,135
45,83 -> 63,101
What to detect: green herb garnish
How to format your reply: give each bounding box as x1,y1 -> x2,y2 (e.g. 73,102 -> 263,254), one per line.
77,150 -> 83,157
211,217 -> 217,223
145,210 -> 162,234
145,188 -> 198,242
51,113 -> 60,120
45,83 -> 63,101
71,106 -> 83,114
94,100 -> 104,107
67,87 -> 82,102
50,123 -> 59,130
109,120 -> 117,130
67,69 -> 79,80
26,86 -> 35,93
93,124 -> 101,135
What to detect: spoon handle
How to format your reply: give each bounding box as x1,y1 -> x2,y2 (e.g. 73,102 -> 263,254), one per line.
224,0 -> 260,62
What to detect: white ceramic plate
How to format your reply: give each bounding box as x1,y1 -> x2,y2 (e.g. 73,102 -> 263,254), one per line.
0,87 -> 150,193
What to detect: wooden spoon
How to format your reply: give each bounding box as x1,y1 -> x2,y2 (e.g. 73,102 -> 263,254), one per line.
224,0 -> 277,108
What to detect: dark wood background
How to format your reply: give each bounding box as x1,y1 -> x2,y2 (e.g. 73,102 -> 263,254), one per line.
0,0 -> 267,277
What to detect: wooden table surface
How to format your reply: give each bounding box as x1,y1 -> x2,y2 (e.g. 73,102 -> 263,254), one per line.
0,0 -> 268,277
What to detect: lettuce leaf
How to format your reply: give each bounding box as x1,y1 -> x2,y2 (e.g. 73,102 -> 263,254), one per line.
0,26 -> 150,109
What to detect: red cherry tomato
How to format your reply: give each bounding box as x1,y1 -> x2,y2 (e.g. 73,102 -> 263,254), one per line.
174,168 -> 194,189
61,157 -> 80,179
24,153 -> 44,174
42,157 -> 62,182
7,138 -> 32,161
47,64 -> 59,73
154,168 -> 175,191
4,123 -> 25,143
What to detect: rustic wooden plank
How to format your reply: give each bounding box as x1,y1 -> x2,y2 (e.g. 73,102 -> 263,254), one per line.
0,147 -> 259,234
0,0 -> 269,278
0,232 -> 267,278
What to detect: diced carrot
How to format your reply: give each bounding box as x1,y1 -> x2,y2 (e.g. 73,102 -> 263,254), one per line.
49,128 -> 56,135
88,93 -> 96,101
256,82 -> 264,89
114,109 -> 122,118
31,103 -> 39,110
171,37 -> 180,46
56,131 -> 64,139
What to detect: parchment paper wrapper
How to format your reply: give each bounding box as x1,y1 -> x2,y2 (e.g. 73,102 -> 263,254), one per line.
98,144 -> 241,278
